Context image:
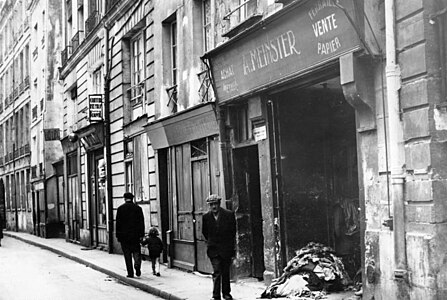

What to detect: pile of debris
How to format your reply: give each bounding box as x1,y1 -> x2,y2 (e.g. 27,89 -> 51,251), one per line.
261,242 -> 351,299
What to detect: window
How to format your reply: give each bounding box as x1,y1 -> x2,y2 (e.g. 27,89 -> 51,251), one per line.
68,153 -> 77,175
203,0 -> 212,52
124,139 -> 134,193
92,69 -> 102,94
125,161 -> 133,193
166,19 -> 178,113
130,34 -> 144,104
171,21 -> 177,87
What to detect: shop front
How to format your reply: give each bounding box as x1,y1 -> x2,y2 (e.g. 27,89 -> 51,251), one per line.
205,0 -> 372,283
61,123 -> 108,248
146,102 -> 223,274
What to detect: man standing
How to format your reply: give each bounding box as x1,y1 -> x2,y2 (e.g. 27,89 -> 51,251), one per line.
202,194 -> 236,300
116,192 -> 145,278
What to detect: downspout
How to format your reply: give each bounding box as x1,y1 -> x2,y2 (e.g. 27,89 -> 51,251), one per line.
104,25 -> 114,254
384,0 -> 408,280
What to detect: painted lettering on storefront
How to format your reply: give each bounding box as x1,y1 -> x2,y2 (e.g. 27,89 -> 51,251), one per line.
242,30 -> 300,76
220,65 -> 234,80
308,0 -> 341,21
308,1 -> 343,56
312,13 -> 337,37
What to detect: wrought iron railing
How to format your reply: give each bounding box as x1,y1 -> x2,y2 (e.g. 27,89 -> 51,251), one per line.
24,75 -> 30,89
13,87 -> 19,99
107,0 -> 121,11
71,31 -> 84,53
166,85 -> 178,113
86,10 -> 101,36
61,45 -> 72,66
24,144 -> 30,154
33,47 -> 38,60
197,69 -> 214,103
19,81 -> 25,94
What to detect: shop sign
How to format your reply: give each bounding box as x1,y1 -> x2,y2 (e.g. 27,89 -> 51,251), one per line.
89,94 -> 103,122
253,125 -> 267,141
209,0 -> 362,103
43,128 -> 60,141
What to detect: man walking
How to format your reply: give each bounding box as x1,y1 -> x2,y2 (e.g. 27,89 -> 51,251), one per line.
116,192 -> 145,278
202,194 -> 236,300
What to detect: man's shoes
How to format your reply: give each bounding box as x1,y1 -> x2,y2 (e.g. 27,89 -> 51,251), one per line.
126,274 -> 134,278
135,268 -> 141,277
156,272 -> 160,277
223,295 -> 233,300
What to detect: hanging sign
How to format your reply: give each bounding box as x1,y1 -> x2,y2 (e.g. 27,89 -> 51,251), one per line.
89,94 -> 103,122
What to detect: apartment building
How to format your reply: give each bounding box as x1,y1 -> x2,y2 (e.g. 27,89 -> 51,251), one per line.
59,0 -> 158,253
0,0 -> 32,233
28,0 -> 64,238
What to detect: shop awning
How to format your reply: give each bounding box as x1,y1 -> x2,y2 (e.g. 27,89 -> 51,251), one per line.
145,102 -> 219,150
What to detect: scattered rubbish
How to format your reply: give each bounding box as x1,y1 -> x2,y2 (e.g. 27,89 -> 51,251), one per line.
261,242 -> 351,299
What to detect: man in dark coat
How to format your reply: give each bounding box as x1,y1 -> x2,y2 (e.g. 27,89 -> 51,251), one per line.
116,192 -> 145,278
202,194 -> 236,300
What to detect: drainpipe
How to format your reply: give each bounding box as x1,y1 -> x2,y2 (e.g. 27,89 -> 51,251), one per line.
384,0 -> 408,280
104,25 -> 114,254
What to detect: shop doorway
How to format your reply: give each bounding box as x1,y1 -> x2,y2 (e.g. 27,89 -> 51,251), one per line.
233,146 -> 265,279
67,153 -> 80,242
273,78 -> 361,279
89,151 -> 107,249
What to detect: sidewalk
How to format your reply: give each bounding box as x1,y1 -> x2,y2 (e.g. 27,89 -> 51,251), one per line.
3,231 -> 358,300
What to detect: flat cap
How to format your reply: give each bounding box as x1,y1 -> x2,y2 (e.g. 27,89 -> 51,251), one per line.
206,194 -> 222,203
123,192 -> 134,200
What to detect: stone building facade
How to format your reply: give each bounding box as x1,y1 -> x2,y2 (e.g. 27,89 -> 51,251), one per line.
2,0 -> 447,299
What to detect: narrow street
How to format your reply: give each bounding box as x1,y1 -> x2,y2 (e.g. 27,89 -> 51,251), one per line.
0,236 -> 162,300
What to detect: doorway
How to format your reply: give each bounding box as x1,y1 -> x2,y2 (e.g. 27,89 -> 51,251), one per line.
233,146 -> 265,279
89,151 -> 107,249
273,77 -> 361,279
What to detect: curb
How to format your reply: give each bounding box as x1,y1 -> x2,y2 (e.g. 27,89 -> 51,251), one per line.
4,232 -> 185,300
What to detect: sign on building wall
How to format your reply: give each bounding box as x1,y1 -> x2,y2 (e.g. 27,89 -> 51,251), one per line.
207,0 -> 362,103
89,94 -> 103,122
44,128 -> 61,141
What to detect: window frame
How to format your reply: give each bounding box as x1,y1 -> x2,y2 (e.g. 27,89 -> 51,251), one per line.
130,32 -> 145,105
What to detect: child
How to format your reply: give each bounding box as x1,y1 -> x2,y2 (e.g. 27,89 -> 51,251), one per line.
141,227 -> 164,276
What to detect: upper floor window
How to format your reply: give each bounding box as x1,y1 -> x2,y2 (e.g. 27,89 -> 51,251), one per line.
86,0 -> 102,36
92,69 -> 102,94
171,20 -> 178,88
203,0 -> 212,52
166,18 -> 178,113
130,33 -> 144,104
